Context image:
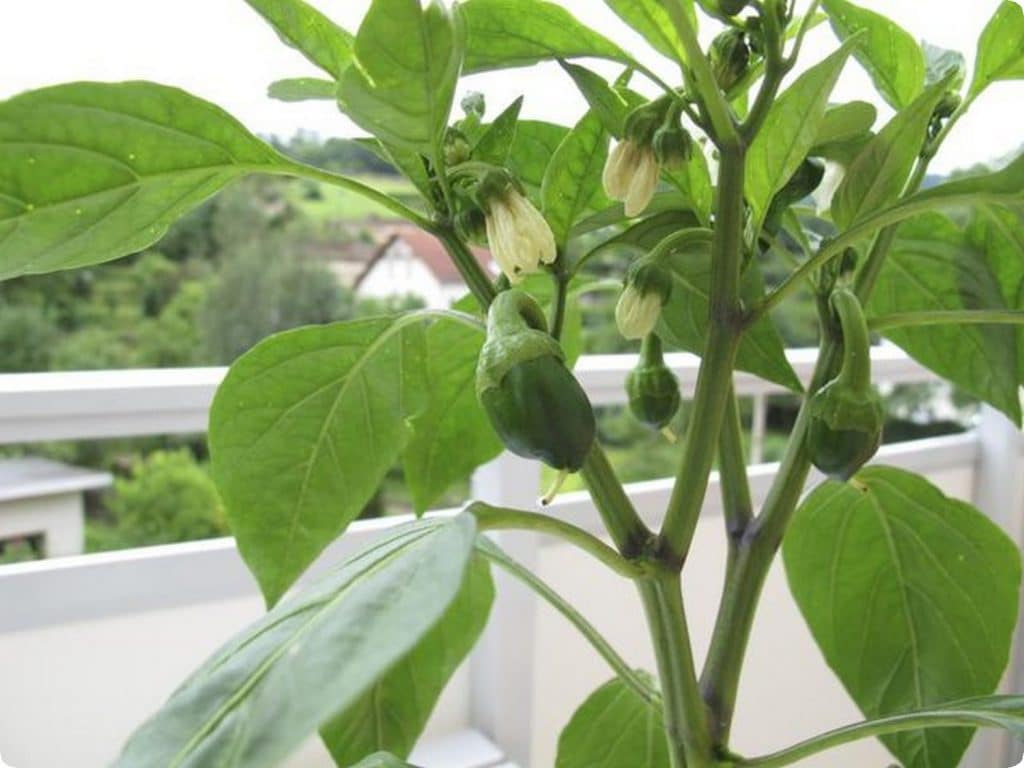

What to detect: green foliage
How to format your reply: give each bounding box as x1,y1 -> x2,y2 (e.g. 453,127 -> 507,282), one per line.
784,467 -> 1021,768
542,111 -> 611,247
90,450 -> 226,551
971,1 -> 1024,98
115,515 -> 480,768
0,303 -> 57,372
245,0 -> 354,78
555,675 -> 668,767
603,0 -> 693,64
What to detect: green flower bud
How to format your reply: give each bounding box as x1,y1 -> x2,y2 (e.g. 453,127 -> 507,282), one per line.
806,289 -> 884,480
616,261 -> 672,340
443,128 -> 472,167
710,29 -> 750,92
461,91 -> 486,119
477,291 -> 596,474
653,122 -> 693,170
627,335 -> 681,436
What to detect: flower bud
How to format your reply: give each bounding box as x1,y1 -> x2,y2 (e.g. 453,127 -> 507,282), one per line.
653,123 -> 693,170
616,261 -> 672,340
603,140 -> 661,217
443,128 -> 472,167
710,29 -> 750,92
479,172 -> 557,284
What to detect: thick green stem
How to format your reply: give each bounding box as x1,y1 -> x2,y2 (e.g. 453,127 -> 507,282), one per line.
468,502 -> 645,580
660,148 -> 746,563
579,444 -> 652,558
438,229 -> 498,310
718,385 -> 754,572
638,575 -> 715,768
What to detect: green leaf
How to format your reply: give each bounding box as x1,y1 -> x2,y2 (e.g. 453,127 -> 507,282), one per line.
662,146 -> 713,225
869,213 -> 1021,423
559,62 -> 633,138
831,80 -> 949,230
473,97 -> 523,166
0,82 -> 283,282
555,676 -> 668,768
602,0 -> 695,64
898,152 -> 1024,216
542,111 -> 610,247
506,120 -> 571,204
403,319 -> 500,514
812,101 -> 877,150
784,467 -> 1022,768
209,314 -> 429,606
267,77 -> 337,102
822,0 -> 925,109
461,0 -> 630,74
116,516 -> 479,768
339,0 -> 463,153
245,0 -> 354,79
321,556 -> 494,764
746,41 -> 855,229
970,0 -> 1024,98
658,249 -> 802,391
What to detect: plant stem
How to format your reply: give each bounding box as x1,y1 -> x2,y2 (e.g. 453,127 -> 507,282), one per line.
718,385 -> 755,572
437,228 -> 498,310
579,444 -> 652,558
736,707 -> 1016,767
467,502 -> 646,580
478,541 -> 660,706
551,266 -> 569,340
870,309 -> 1024,331
660,148 -> 746,564
638,574 -> 715,768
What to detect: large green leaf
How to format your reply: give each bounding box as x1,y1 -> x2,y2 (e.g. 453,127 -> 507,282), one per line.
542,111 -> 610,247
658,251 -> 802,391
784,467 -> 1021,768
321,556 -> 494,764
555,676 -> 668,768
267,77 -> 337,102
897,151 -> 1024,215
244,0 -> 354,78
602,0 -> 694,64
831,80 -> 949,230
0,82 -> 284,282
209,315 -> 429,606
746,41 -> 855,229
473,97 -> 523,166
461,0 -> 630,74
822,0 -> 924,109
403,319 -> 500,514
971,1 -> 1024,98
868,213 -> 1021,423
663,147 -> 713,225
559,62 -> 634,139
339,0 -> 463,154
506,120 -> 571,204
812,100 -> 877,150
116,516 -> 479,768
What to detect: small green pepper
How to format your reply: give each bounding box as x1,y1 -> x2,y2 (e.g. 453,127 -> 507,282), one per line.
627,334 -> 681,441
806,289 -> 884,480
477,290 -> 596,501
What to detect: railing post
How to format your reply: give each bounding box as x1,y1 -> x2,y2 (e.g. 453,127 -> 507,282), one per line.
469,451 -> 542,766
971,405 -> 1024,767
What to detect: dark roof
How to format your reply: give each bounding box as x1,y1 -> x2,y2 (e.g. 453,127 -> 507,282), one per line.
354,225 -> 494,288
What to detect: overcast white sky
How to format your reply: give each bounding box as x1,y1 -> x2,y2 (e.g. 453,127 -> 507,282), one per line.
3,1 -> 1019,173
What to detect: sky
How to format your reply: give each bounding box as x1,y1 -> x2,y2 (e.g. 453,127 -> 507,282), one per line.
2,0 -> 1020,174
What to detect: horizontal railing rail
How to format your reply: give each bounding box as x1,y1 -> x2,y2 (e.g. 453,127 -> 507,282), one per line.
0,346 -> 936,445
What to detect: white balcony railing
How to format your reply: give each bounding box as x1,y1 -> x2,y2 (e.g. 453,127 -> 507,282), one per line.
0,348 -> 1021,768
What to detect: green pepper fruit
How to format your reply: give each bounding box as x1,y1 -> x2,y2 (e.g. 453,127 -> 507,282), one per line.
806,289 -> 884,480
477,290 -> 596,480
710,29 -> 751,92
627,335 -> 681,440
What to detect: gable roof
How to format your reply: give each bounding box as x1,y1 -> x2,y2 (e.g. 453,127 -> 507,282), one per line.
353,225 -> 494,289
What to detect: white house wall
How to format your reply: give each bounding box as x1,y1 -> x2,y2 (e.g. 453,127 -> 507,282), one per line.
356,241 -> 451,309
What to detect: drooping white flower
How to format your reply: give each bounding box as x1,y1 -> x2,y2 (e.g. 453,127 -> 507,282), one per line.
603,139 -> 661,218
812,160 -> 846,214
615,262 -> 673,340
484,188 -> 557,284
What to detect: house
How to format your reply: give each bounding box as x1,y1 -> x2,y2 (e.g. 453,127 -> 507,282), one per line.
354,225 -> 495,308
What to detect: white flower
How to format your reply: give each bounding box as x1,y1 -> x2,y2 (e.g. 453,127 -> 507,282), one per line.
484,190 -> 557,284
616,284 -> 664,340
812,160 -> 846,214
603,139 -> 661,218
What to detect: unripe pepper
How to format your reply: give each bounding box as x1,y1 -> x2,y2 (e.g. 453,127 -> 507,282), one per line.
627,334 -> 681,441
806,289 -> 884,480
476,290 -> 596,502
616,260 -> 673,340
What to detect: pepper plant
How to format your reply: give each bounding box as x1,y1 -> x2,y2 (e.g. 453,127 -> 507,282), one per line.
4,0 -> 1024,766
